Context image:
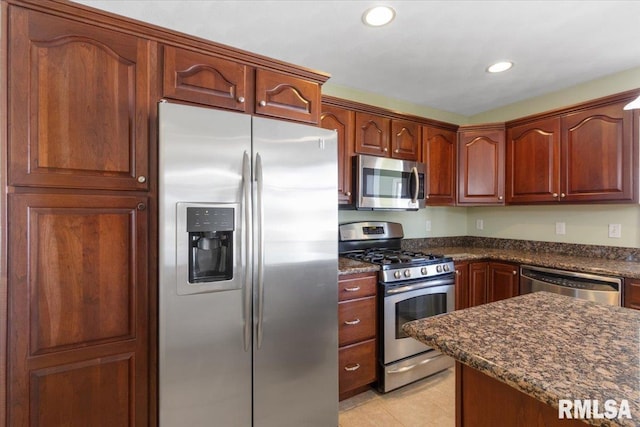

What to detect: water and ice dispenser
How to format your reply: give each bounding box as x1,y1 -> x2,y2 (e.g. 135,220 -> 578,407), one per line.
175,203 -> 239,295
187,206 -> 234,283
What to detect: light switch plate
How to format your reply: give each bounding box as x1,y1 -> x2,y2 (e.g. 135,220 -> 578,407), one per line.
555,222 -> 566,235
476,219 -> 484,230
425,220 -> 432,232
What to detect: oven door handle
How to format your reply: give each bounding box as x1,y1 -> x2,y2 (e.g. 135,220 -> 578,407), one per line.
386,277 -> 454,294
387,355 -> 436,374
410,166 -> 419,204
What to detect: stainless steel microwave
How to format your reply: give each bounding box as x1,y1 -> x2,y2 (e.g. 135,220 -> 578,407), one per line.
354,154 -> 426,210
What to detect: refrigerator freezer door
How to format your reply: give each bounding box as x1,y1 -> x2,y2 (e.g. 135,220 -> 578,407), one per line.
252,118 -> 339,427
159,102 -> 252,426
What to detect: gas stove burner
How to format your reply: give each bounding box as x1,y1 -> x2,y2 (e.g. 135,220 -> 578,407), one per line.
343,248 -> 446,267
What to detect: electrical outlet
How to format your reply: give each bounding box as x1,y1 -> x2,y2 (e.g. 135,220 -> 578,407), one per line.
609,224 -> 621,238
555,222 -> 566,235
425,220 -> 432,232
476,219 -> 484,230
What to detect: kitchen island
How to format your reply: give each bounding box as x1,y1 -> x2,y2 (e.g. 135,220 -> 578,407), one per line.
403,292 -> 640,427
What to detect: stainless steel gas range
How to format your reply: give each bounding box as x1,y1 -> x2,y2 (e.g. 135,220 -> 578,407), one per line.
339,221 -> 455,393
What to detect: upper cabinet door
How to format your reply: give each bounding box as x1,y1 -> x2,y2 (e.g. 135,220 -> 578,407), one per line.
320,105 -> 355,205
422,126 -> 457,206
390,120 -> 420,160
354,112 -> 390,156
506,117 -> 561,204
457,126 -> 505,205
163,45 -> 251,112
255,69 -> 320,124
561,101 -> 636,203
8,8 -> 151,191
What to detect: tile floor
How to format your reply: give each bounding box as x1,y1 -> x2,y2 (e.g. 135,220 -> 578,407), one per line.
338,367 -> 455,427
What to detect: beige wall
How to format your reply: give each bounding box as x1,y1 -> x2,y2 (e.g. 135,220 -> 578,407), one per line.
335,67 -> 640,248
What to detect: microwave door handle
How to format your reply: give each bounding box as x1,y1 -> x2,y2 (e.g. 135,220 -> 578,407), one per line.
242,151 -> 252,352
411,166 -> 419,203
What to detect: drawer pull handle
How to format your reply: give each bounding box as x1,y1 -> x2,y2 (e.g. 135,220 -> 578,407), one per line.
344,364 -> 361,372
344,318 -> 361,325
344,286 -> 361,292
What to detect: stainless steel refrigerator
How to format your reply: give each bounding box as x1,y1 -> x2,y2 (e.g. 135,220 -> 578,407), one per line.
158,101 -> 338,426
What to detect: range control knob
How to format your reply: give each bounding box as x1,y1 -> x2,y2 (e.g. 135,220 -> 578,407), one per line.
436,265 -> 443,273
404,269 -> 411,278
443,264 -> 450,272
394,271 -> 402,279
421,267 -> 428,275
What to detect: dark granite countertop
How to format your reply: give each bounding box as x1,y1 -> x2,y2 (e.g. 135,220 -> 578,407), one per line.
403,292 -> 640,427
420,246 -> 640,279
338,258 -> 380,276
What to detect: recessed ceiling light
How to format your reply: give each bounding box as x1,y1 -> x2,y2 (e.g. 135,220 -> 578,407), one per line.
362,6 -> 396,27
487,61 -> 514,73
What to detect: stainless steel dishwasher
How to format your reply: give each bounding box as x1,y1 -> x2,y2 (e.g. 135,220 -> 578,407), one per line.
520,265 -> 622,306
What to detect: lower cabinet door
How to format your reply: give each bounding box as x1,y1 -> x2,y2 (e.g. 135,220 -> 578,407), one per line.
7,193 -> 149,426
338,339 -> 376,397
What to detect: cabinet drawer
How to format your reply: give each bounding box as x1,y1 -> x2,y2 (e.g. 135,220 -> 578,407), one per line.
338,297 -> 376,346
338,273 -> 377,301
338,340 -> 376,395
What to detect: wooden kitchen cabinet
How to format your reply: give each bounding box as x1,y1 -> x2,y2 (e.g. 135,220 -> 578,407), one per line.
8,7 -> 152,191
320,104 -> 355,205
390,119 -> 420,160
506,117 -> 561,203
454,262 -> 469,310
506,95 -> 638,204
255,68 -> 321,124
7,193 -> 150,426
457,124 -> 506,205
355,112 -> 391,156
422,125 -> 457,205
163,46 -> 322,124
467,261 -> 519,307
561,100 -> 636,203
163,45 -> 252,112
338,272 -> 377,400
354,112 -> 420,160
487,262 -> 520,303
624,279 -> 640,310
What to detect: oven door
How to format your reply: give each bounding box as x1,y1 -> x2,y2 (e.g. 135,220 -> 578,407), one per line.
383,280 -> 454,364
356,154 -> 425,210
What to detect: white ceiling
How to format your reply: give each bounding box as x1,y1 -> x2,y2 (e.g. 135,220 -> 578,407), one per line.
73,0 -> 640,117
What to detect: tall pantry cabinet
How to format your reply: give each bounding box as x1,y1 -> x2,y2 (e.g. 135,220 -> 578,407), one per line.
5,4 -> 154,426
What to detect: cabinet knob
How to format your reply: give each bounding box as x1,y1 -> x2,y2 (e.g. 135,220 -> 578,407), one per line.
346,192 -> 352,197
426,195 -> 430,199
344,318 -> 361,326
344,364 -> 361,372
552,193 -> 558,198
237,96 -> 245,103
455,270 -> 461,275
259,100 -> 267,107
513,270 -> 517,275
384,147 -> 388,152
137,176 -> 146,183
560,193 -> 566,198
395,149 -> 399,153
498,196 -> 503,200
137,203 -> 146,211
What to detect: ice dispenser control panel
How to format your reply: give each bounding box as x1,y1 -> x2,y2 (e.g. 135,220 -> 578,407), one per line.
187,207 -> 234,232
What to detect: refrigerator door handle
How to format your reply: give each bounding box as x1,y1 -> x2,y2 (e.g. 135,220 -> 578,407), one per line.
256,152 -> 265,349
411,166 -> 419,204
242,151 -> 252,352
